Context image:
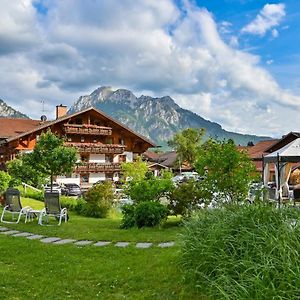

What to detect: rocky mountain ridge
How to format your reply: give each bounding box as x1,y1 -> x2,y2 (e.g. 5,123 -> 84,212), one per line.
0,99 -> 29,119
69,86 -> 270,146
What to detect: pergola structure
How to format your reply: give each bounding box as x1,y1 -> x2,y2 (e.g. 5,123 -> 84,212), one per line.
263,138 -> 300,205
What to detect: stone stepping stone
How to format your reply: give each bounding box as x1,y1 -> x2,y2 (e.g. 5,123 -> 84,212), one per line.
27,234 -> 44,240
136,242 -> 152,249
115,242 -> 130,248
40,237 -> 61,244
0,227 -> 8,231
0,230 -> 20,235
74,240 -> 94,246
158,242 -> 175,248
53,239 -> 76,245
94,241 -> 111,247
12,232 -> 33,237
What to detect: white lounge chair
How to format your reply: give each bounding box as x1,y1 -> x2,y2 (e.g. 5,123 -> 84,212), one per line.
38,191 -> 68,226
1,188 -> 32,223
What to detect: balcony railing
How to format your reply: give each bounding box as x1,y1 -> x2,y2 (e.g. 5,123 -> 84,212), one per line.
65,142 -> 126,154
63,124 -> 112,136
75,162 -> 121,173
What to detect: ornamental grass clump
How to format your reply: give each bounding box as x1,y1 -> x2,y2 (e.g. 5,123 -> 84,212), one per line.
180,204 -> 300,299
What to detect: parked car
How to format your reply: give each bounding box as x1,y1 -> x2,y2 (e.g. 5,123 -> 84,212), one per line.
44,182 -> 63,194
64,183 -> 82,196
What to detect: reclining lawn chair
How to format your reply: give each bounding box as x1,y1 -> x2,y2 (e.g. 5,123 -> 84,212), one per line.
1,188 -> 32,223
38,191 -> 68,226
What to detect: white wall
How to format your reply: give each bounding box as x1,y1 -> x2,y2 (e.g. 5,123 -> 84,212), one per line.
57,174 -> 80,185
89,173 -> 106,183
89,154 -> 105,163
125,151 -> 133,162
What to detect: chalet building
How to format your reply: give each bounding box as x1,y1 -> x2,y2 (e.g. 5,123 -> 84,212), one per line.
142,150 -> 193,174
0,105 -> 155,186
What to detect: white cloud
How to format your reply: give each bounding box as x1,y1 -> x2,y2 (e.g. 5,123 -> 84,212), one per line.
241,3 -> 285,37
0,0 -> 299,138
271,28 -> 279,38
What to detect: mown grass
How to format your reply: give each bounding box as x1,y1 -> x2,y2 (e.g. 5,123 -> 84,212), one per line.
1,197 -> 182,243
0,237 -> 202,299
0,197 -> 204,299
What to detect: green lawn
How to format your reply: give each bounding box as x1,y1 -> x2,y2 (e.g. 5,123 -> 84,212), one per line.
0,198 -> 203,299
2,197 -> 182,243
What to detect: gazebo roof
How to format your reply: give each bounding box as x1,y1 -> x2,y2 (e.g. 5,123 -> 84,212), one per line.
264,138 -> 300,163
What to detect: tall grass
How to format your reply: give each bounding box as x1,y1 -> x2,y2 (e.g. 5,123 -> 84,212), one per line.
180,204 -> 300,299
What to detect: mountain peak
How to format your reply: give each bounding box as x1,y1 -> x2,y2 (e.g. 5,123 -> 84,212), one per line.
0,99 -> 29,119
68,86 -> 270,146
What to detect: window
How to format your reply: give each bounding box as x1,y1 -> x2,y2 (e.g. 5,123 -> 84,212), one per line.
67,137 -> 72,142
118,155 -> 126,163
75,118 -> 82,125
119,138 -> 125,145
81,154 -> 89,162
81,136 -> 85,143
81,174 -> 89,183
105,155 -> 113,163
106,137 -> 113,144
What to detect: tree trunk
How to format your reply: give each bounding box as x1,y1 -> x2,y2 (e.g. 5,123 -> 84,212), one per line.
50,174 -> 53,192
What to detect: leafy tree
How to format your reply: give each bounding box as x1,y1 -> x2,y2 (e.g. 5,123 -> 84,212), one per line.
121,156 -> 148,181
168,128 -> 205,168
30,130 -> 77,190
195,139 -> 257,203
6,155 -> 46,188
0,171 -> 11,195
125,171 -> 174,203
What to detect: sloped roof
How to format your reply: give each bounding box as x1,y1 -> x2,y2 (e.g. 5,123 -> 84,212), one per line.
2,107 -> 156,147
142,151 -> 160,162
246,140 -> 278,159
0,118 -> 45,139
158,151 -> 177,167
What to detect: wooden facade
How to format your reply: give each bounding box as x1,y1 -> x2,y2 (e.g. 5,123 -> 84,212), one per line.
0,106 -> 155,186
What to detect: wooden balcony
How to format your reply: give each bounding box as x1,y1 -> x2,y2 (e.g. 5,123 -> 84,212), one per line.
75,162 -> 121,173
63,124 -> 112,136
65,142 -> 126,154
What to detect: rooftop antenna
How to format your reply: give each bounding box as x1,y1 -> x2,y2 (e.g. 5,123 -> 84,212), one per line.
40,100 -> 49,122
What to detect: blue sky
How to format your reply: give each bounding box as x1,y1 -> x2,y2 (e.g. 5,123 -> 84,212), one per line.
0,0 -> 300,137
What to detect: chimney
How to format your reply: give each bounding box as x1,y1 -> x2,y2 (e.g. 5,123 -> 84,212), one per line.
56,104 -> 67,119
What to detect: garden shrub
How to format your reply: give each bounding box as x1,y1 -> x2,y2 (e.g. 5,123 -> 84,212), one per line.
121,201 -> 169,228
82,181 -> 114,218
168,179 -> 204,217
135,201 -> 168,228
180,204 -> 300,299
125,175 -> 174,203
0,171 -> 11,195
120,204 -> 136,229
21,189 -> 44,201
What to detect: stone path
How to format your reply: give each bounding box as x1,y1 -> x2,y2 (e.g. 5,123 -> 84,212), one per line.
0,226 -> 175,249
